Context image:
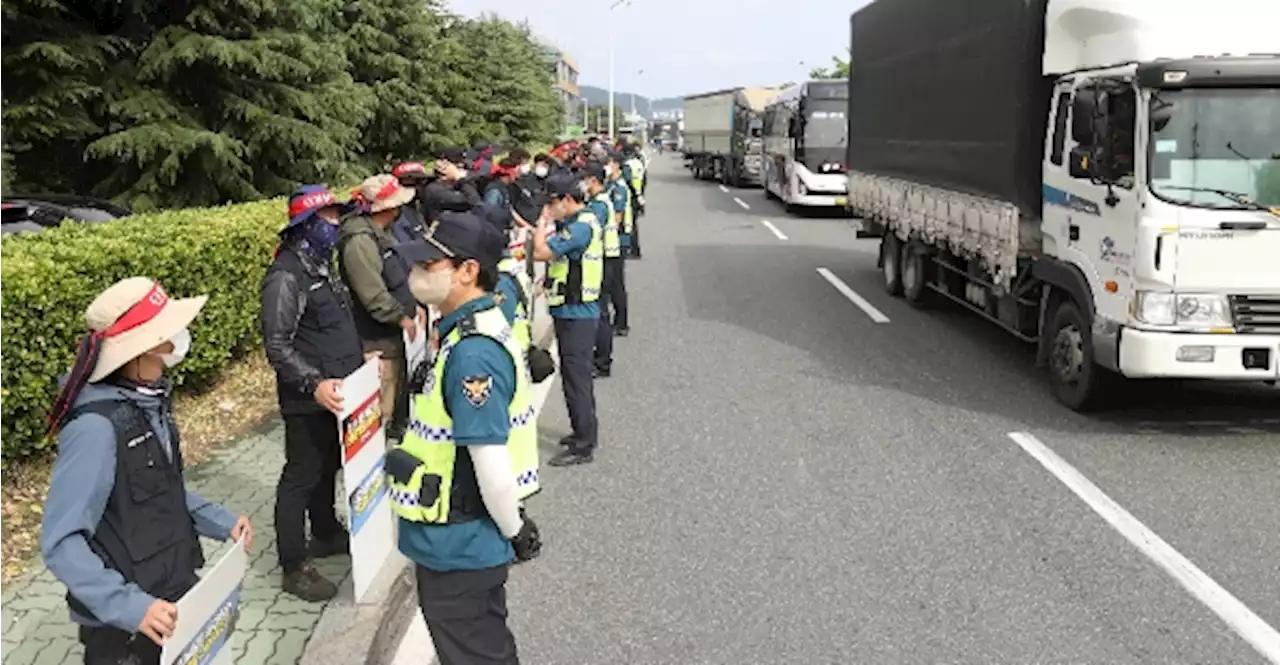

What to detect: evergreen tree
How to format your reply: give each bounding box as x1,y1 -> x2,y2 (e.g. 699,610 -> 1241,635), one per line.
453,16 -> 561,147
344,0 -> 467,167
0,0 -> 124,193
85,0 -> 374,210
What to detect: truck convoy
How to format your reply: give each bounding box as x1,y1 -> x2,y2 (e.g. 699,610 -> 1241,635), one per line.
845,0 -> 1280,410
762,80 -> 850,209
682,87 -> 776,186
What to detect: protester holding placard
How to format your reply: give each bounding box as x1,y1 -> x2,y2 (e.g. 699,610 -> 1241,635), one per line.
385,212 -> 541,665
40,277 -> 252,665
261,186 -> 365,602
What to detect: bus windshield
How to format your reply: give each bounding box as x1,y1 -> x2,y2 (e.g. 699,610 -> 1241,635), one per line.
803,102 -> 847,149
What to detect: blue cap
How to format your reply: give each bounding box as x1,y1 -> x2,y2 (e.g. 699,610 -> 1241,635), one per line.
284,185 -> 339,233
393,211 -> 506,268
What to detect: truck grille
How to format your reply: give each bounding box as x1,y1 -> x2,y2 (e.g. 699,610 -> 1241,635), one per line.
1230,295 -> 1280,334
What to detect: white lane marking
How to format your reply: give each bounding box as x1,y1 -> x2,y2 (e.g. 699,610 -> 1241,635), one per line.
1007,432 -> 1280,664
815,268 -> 890,323
760,219 -> 788,241
718,184 -> 729,193
734,197 -> 750,210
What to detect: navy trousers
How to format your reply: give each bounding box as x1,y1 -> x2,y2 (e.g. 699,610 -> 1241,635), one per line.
554,317 -> 598,452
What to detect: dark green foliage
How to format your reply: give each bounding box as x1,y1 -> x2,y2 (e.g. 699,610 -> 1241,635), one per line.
1,0 -> 562,208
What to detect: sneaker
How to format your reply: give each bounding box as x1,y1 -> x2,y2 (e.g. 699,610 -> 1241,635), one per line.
548,449 -> 594,467
308,530 -> 349,559
282,561 -> 338,602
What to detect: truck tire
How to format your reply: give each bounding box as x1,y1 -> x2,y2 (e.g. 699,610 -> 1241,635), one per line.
881,235 -> 904,296
1047,299 -> 1113,411
900,242 -> 928,307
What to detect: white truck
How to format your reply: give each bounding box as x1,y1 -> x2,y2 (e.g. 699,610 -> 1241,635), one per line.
846,0 -> 1280,411
683,87 -> 776,186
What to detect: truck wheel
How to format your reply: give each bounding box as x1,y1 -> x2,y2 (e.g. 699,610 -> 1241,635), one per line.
900,242 -> 928,307
881,235 -> 904,296
1047,300 -> 1112,411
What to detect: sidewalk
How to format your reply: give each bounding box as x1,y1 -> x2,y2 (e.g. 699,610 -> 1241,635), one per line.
1,420 -> 350,665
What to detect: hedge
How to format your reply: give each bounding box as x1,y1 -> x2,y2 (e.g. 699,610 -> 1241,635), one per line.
1,199 -> 285,462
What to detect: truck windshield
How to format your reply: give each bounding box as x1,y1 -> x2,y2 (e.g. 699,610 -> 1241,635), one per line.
1147,88 -> 1280,208
803,103 -> 847,148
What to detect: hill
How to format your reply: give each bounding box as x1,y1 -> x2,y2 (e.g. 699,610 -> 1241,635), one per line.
579,85 -> 651,117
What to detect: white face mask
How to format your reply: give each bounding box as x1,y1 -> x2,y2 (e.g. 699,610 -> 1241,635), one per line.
534,165 -> 549,178
409,266 -> 454,306
519,163 -> 532,175
161,327 -> 191,368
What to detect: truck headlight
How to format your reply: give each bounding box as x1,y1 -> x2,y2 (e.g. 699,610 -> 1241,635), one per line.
1134,292 -> 1233,329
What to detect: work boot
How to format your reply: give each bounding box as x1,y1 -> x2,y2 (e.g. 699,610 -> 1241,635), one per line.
557,435 -> 575,448
308,530 -> 349,559
614,327 -> 630,337
282,560 -> 338,602
548,449 -> 594,467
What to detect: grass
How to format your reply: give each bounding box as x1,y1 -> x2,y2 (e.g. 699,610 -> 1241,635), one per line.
0,353 -> 280,585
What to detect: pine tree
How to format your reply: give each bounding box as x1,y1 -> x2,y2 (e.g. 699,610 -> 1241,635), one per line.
0,0 -> 124,193
85,0 -> 375,210
453,16 -> 562,147
344,0 -> 468,167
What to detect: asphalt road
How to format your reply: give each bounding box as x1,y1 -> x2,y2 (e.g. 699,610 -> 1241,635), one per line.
491,155 -> 1278,664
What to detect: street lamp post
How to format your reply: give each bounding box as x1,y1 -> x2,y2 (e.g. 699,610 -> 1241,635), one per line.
608,0 -> 632,140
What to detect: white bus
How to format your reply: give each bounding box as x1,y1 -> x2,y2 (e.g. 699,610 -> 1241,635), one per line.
761,80 -> 850,210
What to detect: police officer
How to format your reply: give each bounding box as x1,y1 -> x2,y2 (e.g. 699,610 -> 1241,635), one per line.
385,212 -> 540,665
41,278 -> 252,665
582,161 -> 620,378
605,153 -> 633,337
262,186 -> 367,601
339,175 -> 425,441
622,147 -> 646,259
531,174 -> 602,466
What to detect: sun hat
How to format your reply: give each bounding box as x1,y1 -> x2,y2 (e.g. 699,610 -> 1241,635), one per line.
47,278 -> 208,434
284,185 -> 339,233
359,174 -> 416,213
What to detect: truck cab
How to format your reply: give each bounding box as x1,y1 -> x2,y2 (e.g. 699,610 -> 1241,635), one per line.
1039,1 -> 1280,404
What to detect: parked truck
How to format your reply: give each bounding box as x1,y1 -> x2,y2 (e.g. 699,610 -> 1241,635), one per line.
846,0 -> 1280,411
683,87 -> 776,186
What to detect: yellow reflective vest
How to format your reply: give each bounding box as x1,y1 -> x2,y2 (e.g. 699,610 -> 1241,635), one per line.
496,256 -> 533,353
386,303 -> 540,524
545,208 -> 603,307
593,191 -> 621,258
610,179 -> 633,234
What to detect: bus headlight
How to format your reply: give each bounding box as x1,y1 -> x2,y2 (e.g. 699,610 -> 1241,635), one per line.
1134,292 -> 1233,329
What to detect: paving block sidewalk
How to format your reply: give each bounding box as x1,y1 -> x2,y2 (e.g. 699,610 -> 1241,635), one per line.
1,420 -> 349,665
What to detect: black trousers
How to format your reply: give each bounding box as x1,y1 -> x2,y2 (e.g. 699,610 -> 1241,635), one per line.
628,216 -> 642,257
553,317 -> 598,452
416,564 -> 519,665
594,258 -> 628,371
275,411 -> 344,571
80,625 -> 160,665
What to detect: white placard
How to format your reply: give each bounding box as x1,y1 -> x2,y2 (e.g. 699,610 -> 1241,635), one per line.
338,359 -> 396,602
405,318 -> 428,379
160,540 -> 248,665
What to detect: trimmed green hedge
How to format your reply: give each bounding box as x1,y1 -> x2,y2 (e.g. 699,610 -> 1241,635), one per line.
1,199 -> 285,462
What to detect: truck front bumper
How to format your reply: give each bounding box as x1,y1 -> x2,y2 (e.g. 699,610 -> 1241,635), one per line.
1119,328 -> 1280,380
790,193 -> 847,208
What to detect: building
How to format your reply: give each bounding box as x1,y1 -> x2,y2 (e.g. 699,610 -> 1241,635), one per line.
541,44 -> 583,134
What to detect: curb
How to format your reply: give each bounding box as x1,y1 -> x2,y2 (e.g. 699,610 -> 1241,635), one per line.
299,554 -> 414,665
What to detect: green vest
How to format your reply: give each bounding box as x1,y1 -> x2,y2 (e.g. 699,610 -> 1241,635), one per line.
611,179 -> 634,234
496,256 -> 533,353
627,158 -> 645,192
545,209 -> 603,307
594,191 -> 621,258
386,304 -> 540,525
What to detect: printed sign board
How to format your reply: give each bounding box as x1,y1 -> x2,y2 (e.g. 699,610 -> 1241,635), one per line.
161,540 -> 248,665
338,359 -> 396,602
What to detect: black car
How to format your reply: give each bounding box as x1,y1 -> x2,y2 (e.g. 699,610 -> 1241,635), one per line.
1,194 -> 132,236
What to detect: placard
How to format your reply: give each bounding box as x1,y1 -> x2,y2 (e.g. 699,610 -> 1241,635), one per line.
338,359 -> 395,602
161,540 -> 248,665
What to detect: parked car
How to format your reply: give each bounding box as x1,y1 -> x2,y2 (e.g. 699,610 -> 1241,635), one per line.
1,194 -> 132,236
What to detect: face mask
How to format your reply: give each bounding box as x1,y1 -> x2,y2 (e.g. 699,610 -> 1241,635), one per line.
519,163 -> 532,175
300,217 -> 341,257
160,327 -> 191,367
409,266 -> 454,306
534,165 -> 549,178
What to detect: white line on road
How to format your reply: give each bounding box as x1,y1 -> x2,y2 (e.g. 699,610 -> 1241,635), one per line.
760,219 -> 788,240
815,268 -> 890,323
734,197 -> 750,210
718,184 -> 729,193
1007,432 -> 1280,664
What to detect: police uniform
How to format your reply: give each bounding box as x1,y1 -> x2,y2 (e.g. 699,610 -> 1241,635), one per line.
386,217 -> 538,665
584,162 -> 624,376
607,171 -> 633,335
623,154 -> 646,258
542,175 -> 603,466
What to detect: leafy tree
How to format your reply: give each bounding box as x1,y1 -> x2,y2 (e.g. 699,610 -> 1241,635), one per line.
0,0 -> 125,193
85,0 -> 374,210
452,15 -> 561,147
344,0 -> 468,167
809,53 -> 850,80
585,106 -> 626,134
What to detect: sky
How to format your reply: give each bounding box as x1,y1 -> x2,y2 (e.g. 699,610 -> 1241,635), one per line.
446,0 -> 868,99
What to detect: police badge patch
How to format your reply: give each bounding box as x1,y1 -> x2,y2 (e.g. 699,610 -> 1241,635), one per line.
493,292 -> 506,306
462,375 -> 493,407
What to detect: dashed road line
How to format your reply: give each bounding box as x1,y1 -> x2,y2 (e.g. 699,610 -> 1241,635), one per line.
1007,431 -> 1280,664
815,268 -> 890,323
733,197 -> 750,210
760,219 -> 788,240
718,184 -> 729,193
